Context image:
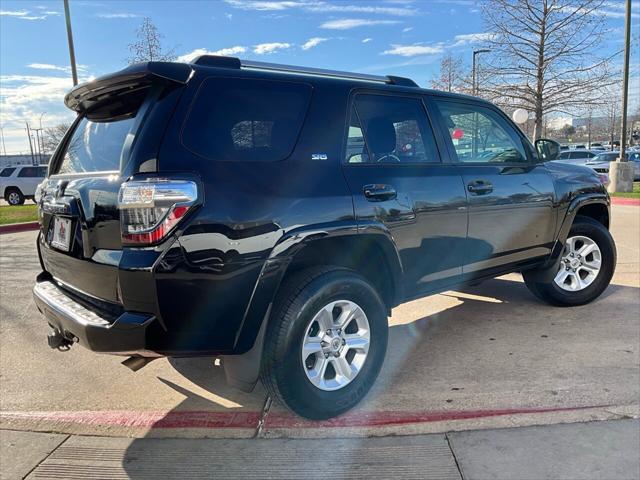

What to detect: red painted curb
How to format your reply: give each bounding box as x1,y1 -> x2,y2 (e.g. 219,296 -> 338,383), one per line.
611,197 -> 640,206
0,405 -> 608,430
0,221 -> 39,234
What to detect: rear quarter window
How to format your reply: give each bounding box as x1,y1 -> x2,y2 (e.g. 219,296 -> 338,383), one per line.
0,167 -> 16,177
181,77 -> 312,162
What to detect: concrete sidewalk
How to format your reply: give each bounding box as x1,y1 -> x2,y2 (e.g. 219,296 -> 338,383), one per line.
2,419 -> 638,480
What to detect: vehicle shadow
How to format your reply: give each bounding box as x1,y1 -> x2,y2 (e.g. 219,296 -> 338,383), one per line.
120,274 -> 639,477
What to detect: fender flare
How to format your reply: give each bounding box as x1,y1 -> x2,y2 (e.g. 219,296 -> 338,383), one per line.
222,220 -> 403,392
527,193 -> 610,282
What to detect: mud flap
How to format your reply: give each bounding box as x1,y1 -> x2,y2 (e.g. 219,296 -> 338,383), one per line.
221,306 -> 269,392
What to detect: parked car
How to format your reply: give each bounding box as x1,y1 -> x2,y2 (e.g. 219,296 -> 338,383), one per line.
556,149 -> 598,166
587,151 -> 640,181
33,58 -> 616,420
0,165 -> 47,205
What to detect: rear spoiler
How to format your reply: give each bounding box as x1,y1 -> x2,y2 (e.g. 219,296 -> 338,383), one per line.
64,62 -> 193,113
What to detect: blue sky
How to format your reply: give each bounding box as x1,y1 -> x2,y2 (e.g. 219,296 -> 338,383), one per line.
0,0 -> 637,154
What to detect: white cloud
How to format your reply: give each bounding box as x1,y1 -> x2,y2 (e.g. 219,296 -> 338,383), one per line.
1,9 -> 60,20
27,63 -> 68,72
96,12 -> 141,19
320,18 -> 400,30
224,0 -> 417,16
0,10 -> 29,16
362,38 -> 373,43
382,43 -> 444,56
176,46 -> 247,63
402,27 -> 413,32
0,74 -> 83,153
253,42 -> 292,54
301,37 -> 328,50
451,32 -> 494,46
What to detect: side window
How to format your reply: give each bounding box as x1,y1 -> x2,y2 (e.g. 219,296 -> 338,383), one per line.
18,167 -> 37,177
182,77 -> 312,162
435,100 -> 528,164
559,152 -> 570,159
347,94 -> 439,164
345,106 -> 368,163
0,167 -> 16,177
37,166 -> 47,176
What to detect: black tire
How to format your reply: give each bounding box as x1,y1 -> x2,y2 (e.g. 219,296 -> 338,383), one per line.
5,188 -> 25,206
523,215 -> 616,306
260,266 -> 388,420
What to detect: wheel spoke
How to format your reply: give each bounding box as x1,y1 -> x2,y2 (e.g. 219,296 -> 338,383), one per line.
307,356 -> 329,387
336,302 -> 364,330
332,356 -> 355,381
554,268 -> 570,285
554,235 -> 602,292
577,242 -> 596,257
344,335 -> 369,351
313,306 -> 334,332
302,337 -> 324,357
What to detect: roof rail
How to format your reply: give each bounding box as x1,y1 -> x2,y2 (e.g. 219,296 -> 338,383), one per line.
192,55 -> 418,87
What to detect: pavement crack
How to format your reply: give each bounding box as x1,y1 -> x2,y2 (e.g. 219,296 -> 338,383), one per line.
253,395 -> 272,439
21,432 -> 71,479
445,432 -> 465,480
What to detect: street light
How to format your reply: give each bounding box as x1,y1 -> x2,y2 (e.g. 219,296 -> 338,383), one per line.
472,49 -> 490,96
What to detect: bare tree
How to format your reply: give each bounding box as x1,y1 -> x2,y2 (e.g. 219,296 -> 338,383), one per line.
42,123 -> 72,154
430,54 -> 470,93
481,0 -> 617,139
127,17 -> 176,64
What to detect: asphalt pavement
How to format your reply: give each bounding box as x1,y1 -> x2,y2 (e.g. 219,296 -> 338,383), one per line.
0,205 -> 639,478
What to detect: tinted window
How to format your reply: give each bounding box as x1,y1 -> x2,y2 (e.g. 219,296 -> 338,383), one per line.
435,100 -> 528,163
347,94 -> 439,164
559,152 -> 571,159
0,167 -> 16,177
57,116 -> 135,174
182,78 -> 312,162
18,167 -> 44,178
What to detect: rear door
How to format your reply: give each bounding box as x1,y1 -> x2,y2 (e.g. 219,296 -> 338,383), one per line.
341,91 -> 468,297
16,166 -> 45,196
431,98 -> 556,279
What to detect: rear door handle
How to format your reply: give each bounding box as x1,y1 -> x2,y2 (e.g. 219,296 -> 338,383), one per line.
363,184 -> 397,202
467,180 -> 493,195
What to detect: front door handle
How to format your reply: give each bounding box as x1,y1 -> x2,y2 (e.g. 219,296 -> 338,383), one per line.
363,184 -> 397,202
467,180 -> 493,195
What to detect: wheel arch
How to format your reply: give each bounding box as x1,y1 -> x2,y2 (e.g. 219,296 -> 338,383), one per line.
222,223 -> 403,392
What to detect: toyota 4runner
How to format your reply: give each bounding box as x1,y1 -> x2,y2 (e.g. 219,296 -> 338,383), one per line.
33,57 -> 616,419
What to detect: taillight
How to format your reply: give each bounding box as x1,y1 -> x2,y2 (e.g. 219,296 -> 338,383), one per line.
118,179 -> 197,245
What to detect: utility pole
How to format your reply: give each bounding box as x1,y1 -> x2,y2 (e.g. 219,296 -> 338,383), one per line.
608,0 -> 633,193
472,49 -> 490,97
33,129 -> 44,163
0,126 -> 6,155
25,122 -> 36,165
64,0 -> 78,86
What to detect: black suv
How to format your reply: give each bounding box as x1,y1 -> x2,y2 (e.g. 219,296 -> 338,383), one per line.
34,57 -> 615,419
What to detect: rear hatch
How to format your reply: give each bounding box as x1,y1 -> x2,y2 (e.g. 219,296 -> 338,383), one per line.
38,62 -> 191,303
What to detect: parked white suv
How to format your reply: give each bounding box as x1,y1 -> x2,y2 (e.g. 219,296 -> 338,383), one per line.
0,165 -> 47,205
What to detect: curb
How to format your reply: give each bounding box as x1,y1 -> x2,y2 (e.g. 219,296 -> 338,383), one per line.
0,221 -> 39,235
611,197 -> 640,206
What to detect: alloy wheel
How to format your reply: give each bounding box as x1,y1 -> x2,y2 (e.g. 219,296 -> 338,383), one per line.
554,235 -> 602,291
301,299 -> 370,391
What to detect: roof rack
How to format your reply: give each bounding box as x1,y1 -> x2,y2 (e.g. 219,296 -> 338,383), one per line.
192,55 -> 418,87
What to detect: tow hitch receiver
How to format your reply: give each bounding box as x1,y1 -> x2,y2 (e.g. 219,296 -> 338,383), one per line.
47,329 -> 72,351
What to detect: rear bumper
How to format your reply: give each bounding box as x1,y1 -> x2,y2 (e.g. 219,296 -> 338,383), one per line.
33,279 -> 156,354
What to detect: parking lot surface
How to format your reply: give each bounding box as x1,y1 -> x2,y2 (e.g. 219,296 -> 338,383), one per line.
0,205 -> 638,439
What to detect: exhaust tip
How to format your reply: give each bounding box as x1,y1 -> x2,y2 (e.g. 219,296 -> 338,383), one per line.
122,356 -> 156,372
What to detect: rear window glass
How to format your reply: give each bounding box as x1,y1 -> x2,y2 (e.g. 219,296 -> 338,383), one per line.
56,116 -> 135,174
18,167 -> 45,178
182,77 -> 312,162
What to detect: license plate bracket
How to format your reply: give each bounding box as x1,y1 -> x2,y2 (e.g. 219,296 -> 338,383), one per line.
51,217 -> 72,251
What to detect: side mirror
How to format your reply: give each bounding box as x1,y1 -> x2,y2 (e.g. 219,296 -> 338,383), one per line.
535,138 -> 561,161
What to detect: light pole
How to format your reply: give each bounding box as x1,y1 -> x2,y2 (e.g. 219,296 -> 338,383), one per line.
608,0 -> 633,193
63,0 -> 78,86
472,49 -> 490,96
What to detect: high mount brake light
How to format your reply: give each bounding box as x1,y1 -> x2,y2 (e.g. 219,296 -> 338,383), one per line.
118,179 -> 197,245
